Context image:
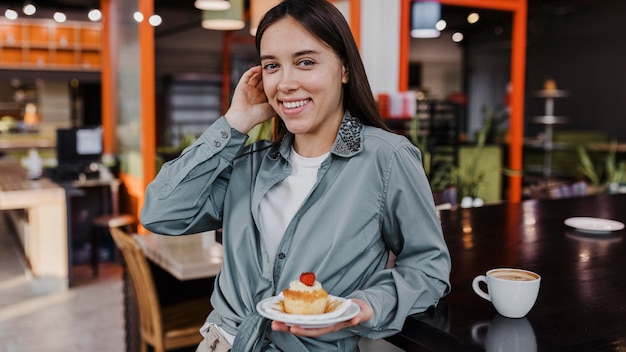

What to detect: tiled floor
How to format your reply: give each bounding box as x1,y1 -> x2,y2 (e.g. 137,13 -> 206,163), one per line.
0,213 -> 125,352
0,214 -> 402,352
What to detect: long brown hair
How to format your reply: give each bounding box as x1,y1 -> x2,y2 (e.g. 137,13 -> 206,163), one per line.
255,0 -> 389,141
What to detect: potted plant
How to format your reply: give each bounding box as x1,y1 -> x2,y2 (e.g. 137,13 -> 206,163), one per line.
428,112 -> 498,207
577,140 -> 626,194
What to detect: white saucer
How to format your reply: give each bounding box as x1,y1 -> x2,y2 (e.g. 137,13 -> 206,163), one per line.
564,217 -> 625,234
256,294 -> 360,328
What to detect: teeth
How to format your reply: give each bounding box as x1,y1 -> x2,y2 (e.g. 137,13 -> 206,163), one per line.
283,99 -> 309,109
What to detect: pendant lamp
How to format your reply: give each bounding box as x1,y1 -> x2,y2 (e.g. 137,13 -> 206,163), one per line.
249,0 -> 281,36
195,0 -> 231,11
411,1 -> 441,38
201,0 -> 244,30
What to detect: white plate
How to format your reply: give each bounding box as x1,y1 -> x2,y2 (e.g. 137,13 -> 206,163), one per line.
564,217 -> 625,234
256,294 -> 360,328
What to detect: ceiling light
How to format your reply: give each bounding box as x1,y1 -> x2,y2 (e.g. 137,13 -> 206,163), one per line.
23,3 -> 36,16
201,0 -> 244,31
195,0 -> 231,11
149,14 -> 162,27
53,11 -> 66,23
452,32 -> 464,42
467,12 -> 480,24
5,8 -> 18,20
435,19 -> 447,31
411,1 -> 441,39
88,9 -> 102,22
133,11 -> 144,22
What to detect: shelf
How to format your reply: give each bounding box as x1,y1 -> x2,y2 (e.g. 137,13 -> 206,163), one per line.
531,87 -> 570,183
0,18 -> 101,71
532,116 -> 568,125
524,139 -> 570,151
534,90 -> 569,98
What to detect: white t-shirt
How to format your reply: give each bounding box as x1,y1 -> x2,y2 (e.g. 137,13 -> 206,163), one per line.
204,147 -> 329,343
259,147 -> 329,268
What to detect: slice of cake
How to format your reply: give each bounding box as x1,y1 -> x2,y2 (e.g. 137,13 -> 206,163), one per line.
282,272 -> 329,315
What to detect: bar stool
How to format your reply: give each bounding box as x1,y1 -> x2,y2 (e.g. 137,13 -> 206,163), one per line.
91,179 -> 135,278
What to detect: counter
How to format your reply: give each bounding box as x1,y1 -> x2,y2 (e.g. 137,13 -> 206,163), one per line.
0,155 -> 67,280
0,132 -> 56,151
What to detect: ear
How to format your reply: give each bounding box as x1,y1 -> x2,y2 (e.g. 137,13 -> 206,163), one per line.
342,64 -> 349,84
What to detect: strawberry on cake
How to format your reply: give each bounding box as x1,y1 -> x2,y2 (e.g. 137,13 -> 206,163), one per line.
282,272 -> 329,315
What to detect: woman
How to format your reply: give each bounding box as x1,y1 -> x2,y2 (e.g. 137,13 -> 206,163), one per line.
141,0 -> 451,351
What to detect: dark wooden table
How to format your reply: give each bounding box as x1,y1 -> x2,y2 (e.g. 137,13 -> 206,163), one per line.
389,193 -> 626,352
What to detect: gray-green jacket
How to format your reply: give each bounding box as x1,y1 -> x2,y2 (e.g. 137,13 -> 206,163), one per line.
141,113 -> 451,351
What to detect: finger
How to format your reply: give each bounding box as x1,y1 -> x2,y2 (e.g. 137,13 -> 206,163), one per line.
250,74 -> 263,90
271,321 -> 290,332
255,75 -> 264,90
288,320 -> 353,337
246,66 -> 262,86
237,66 -> 260,87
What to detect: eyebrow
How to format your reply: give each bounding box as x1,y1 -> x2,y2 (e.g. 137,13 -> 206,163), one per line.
260,49 -> 321,61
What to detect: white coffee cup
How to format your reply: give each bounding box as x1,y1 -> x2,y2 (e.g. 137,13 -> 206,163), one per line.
472,268 -> 541,318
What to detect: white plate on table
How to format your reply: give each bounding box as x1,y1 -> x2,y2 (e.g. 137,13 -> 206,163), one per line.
564,217 -> 625,234
256,294 -> 360,328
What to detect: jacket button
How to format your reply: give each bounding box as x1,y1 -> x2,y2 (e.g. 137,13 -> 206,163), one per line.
278,253 -> 286,259
221,131 -> 228,139
214,140 -> 221,148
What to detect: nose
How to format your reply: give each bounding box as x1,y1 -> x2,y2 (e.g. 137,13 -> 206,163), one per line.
277,68 -> 299,92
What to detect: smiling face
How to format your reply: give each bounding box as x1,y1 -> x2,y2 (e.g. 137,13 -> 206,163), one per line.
260,17 -> 349,155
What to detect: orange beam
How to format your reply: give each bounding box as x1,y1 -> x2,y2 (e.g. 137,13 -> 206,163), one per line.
221,31 -> 233,114
508,1 -> 527,202
439,0 -> 526,203
438,0 -> 521,11
350,0 -> 361,48
139,0 -> 155,217
221,34 -> 256,113
399,0 -> 410,91
100,0 -> 114,154
399,0 -> 526,202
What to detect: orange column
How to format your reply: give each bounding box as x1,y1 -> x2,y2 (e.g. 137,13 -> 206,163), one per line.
349,0 -> 361,48
221,31 -> 232,114
100,0 -> 115,154
139,0 -> 156,187
398,0 -> 410,91
399,0 -> 527,202
508,1 -> 527,202
438,0 -> 519,11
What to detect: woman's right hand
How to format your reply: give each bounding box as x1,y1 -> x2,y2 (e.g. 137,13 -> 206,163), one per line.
224,65 -> 276,134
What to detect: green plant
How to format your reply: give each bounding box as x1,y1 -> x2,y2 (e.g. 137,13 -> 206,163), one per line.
454,117 -> 492,199
178,131 -> 197,150
428,113 -> 497,200
246,119 -> 274,145
577,140 -> 626,189
483,105 -> 509,144
409,115 -> 430,175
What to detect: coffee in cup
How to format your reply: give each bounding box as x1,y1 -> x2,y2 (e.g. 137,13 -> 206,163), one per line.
472,268 -> 540,318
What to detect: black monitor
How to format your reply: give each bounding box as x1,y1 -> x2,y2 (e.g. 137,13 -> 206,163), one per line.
56,126 -> 103,167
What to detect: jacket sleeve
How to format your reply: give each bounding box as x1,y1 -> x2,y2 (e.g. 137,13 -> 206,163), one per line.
348,144 -> 451,339
140,117 -> 249,235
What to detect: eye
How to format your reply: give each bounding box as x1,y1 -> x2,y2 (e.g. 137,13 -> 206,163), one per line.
297,59 -> 315,68
262,62 -> 279,72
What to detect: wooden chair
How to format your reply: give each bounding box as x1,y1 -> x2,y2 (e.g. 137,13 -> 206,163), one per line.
90,179 -> 135,278
109,227 -> 211,352
91,213 -> 135,277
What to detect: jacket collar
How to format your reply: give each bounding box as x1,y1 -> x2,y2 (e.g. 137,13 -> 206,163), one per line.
278,111 -> 364,159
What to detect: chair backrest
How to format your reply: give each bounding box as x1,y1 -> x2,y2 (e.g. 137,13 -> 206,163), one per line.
109,227 -> 164,350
